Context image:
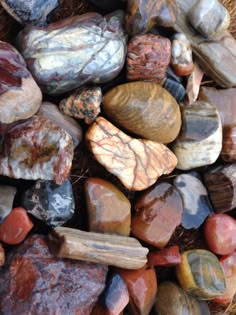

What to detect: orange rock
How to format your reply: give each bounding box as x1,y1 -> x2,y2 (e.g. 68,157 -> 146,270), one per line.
0,243 -> 5,266
148,245 -> 181,267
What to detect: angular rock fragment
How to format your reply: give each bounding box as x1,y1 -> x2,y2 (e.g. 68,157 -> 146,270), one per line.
185,63 -> 204,104
0,185 -> 16,223
148,246 -> 181,267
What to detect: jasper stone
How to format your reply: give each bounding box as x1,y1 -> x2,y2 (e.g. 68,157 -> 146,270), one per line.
126,0 -> 178,36
173,172 -> 213,229
172,102 -> 222,170
22,179 -> 75,227
85,178 -> 131,236
0,41 -> 42,124
0,185 -> 16,224
127,34 -> 171,82
59,87 -> 102,124
0,234 -> 108,314
0,0 -> 59,26
132,182 -> 183,248
0,116 -> 74,184
86,117 -> 177,191
17,11 -> 126,95
102,82 -> 181,144
148,246 -> 181,267
163,78 -> 186,103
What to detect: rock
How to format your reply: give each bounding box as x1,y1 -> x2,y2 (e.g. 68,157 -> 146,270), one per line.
0,0 -> 59,26
0,207 -> 33,245
185,63 -> 205,104
0,185 -> 16,224
0,234 -> 108,314
173,172 -> 213,229
126,0 -> 178,36
0,116 -> 74,184
132,182 -> 183,248
127,34 -> 171,82
148,246 -> 181,267
163,78 -> 186,103
88,0 -> 127,12
176,249 -> 226,299
171,33 -> 194,76
221,125 -> 236,162
38,102 -> 83,147
102,82 -> 181,144
188,0 -> 230,38
118,265 -> 157,315
0,243 -> 5,267
204,214 -> 236,256
84,178 -> 131,236
59,87 -> 102,124
86,117 -> 177,191
204,163 -> 236,213
0,41 -> 42,125
171,102 -> 222,170
21,179 -> 75,227
17,11 -> 126,95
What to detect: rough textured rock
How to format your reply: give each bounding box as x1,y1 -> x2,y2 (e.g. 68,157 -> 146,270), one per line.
0,234 -> 108,315
0,185 -> 16,223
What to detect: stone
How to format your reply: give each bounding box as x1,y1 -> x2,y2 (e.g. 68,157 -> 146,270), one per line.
204,163 -> 236,213
148,246 -> 181,267
185,63 -> 205,104
188,0 -> 230,38
0,234 -> 108,314
88,0 -> 127,12
171,33 -> 194,76
173,172 -> 213,229
21,179 -> 75,227
84,178 -> 131,236
0,41 -> 42,125
0,0 -> 59,26
17,11 -> 126,95
126,0 -> 178,36
163,78 -> 186,103
0,116 -> 74,184
132,182 -> 183,248
127,34 -> 171,82
38,102 -> 83,147
176,249 -> 226,299
221,125 -> 236,162
59,86 -> 102,124
171,102 -> 222,170
86,117 -> 177,191
0,243 -> 5,267
102,82 -> 181,144
0,185 -> 16,224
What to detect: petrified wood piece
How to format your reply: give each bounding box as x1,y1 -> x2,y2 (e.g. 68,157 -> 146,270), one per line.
0,243 -> 5,267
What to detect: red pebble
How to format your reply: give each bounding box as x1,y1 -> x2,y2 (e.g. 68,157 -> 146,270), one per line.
148,245 -> 181,267
0,243 -> 5,266
0,207 -> 33,245
204,213 -> 236,256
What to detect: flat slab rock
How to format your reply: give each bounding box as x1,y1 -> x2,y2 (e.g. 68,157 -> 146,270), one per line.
0,234 -> 108,315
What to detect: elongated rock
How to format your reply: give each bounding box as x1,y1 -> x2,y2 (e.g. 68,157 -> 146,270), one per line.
185,63 -> 204,104
0,185 -> 16,224
86,117 -> 177,191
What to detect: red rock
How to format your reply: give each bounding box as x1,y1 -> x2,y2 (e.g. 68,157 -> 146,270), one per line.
0,243 -> 5,267
0,207 -> 33,245
148,245 -> 181,267
204,214 -> 236,256
0,234 -> 108,314
132,182 -> 183,248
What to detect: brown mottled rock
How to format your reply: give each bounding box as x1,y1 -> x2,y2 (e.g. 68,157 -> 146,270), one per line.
0,243 -> 5,267
0,234 -> 108,315
127,34 -> 171,82
85,178 -> 131,236
59,86 -> 102,124
185,63 -> 204,104
86,117 -> 177,191
102,82 -> 181,144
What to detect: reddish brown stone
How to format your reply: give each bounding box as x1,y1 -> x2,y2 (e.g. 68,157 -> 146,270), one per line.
221,125 -> 236,162
0,243 -> 5,267
148,245 -> 181,267
0,234 -> 108,315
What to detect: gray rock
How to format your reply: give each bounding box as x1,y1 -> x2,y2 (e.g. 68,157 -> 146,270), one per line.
0,185 -> 16,223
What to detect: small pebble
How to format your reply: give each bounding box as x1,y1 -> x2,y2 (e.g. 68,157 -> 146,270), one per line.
148,246 -> 181,267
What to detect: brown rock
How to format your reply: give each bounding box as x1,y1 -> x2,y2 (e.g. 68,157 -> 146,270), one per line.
185,63 -> 205,104
102,82 -> 181,144
0,234 -> 108,315
127,34 -> 171,82
0,243 -> 5,267
221,125 -> 236,162
85,178 -> 131,236
86,117 -> 177,191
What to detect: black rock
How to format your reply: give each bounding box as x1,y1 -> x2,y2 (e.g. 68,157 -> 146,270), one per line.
163,78 -> 186,103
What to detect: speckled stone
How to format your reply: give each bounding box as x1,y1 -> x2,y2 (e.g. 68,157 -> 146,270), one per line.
0,185 -> 16,224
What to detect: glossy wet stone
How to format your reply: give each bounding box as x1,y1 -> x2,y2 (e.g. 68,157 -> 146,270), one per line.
0,0 -> 59,25
17,11 -> 126,95
176,249 -> 226,299
0,185 -> 16,224
0,41 -> 42,124
126,0 -> 178,36
102,82 -> 181,144
173,172 -> 213,229
0,243 -> 5,267
59,86 -> 102,124
185,63 -> 204,104
22,179 -> 75,227
172,101 -> 222,170
85,178 -> 131,236
148,246 -> 181,267
163,78 -> 186,103
0,116 -> 74,184
132,182 -> 183,248
0,234 -> 108,314
127,34 -> 171,82
86,117 -> 177,191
